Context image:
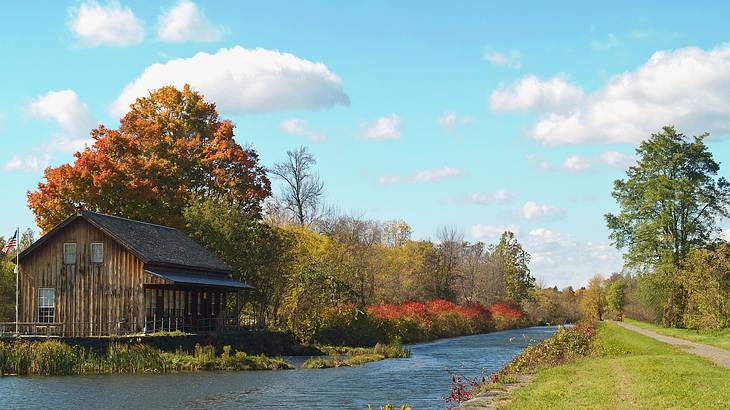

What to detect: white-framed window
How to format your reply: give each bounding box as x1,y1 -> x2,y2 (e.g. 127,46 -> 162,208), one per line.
90,242 -> 104,264
63,242 -> 76,265
38,288 -> 55,323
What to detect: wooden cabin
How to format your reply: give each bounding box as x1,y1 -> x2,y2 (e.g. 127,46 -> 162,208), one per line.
16,210 -> 251,336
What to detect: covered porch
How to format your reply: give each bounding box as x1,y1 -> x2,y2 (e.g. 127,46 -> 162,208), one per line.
143,268 -> 253,334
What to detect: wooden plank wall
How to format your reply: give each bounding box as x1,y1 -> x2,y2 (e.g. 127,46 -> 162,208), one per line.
19,218 -> 167,335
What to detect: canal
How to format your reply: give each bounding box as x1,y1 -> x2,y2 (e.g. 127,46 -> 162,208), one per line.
0,326 -> 557,409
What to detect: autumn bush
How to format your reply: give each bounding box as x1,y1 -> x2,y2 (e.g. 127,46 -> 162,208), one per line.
358,299 -> 523,343
500,322 -> 596,375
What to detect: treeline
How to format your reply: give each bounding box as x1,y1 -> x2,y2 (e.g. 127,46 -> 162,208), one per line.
605,126 -> 730,330
183,195 -> 542,343
8,85 -> 585,344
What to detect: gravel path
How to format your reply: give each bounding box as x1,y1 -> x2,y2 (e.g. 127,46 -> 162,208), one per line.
613,321 -> 730,369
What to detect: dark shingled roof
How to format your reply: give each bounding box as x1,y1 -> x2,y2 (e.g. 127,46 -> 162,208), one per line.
20,211 -> 233,274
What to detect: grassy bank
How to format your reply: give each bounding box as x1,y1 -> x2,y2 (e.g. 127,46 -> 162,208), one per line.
0,340 -> 292,376
501,322 -> 730,409
624,318 -> 730,351
302,342 -> 410,369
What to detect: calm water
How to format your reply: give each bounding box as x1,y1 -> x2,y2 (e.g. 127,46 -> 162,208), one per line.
0,326 -> 557,409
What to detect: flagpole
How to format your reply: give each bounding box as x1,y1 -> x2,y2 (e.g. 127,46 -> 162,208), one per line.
15,228 -> 19,335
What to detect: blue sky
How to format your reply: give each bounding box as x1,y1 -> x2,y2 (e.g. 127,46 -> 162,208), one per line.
2,1 -> 730,287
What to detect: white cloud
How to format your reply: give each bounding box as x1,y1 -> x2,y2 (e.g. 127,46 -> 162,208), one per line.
360,115 -> 401,140
561,155 -> 591,174
157,0 -> 223,43
470,224 -> 520,240
68,1 -> 144,47
489,74 -> 584,113
591,33 -> 618,51
379,166 -> 463,185
523,228 -> 623,288
5,90 -> 95,173
26,90 -> 95,136
448,189 -> 516,205
2,154 -> 52,172
599,151 -> 635,169
516,201 -> 565,220
527,44 -> 730,144
484,49 -> 523,69
280,118 -> 326,142
110,46 -> 350,118
438,110 -> 473,130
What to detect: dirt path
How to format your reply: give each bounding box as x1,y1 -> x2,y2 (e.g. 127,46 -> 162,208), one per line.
612,321 -> 730,369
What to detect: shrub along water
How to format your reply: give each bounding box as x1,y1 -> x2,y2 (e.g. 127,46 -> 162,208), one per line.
0,340 -> 292,376
445,322 -> 598,405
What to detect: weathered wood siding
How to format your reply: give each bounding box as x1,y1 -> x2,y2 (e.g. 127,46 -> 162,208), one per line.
19,218 -> 166,333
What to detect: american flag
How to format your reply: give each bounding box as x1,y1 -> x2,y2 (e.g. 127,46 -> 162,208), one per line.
2,229 -> 18,254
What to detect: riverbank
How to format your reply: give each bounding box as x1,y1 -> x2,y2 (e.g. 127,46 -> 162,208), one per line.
470,322 -> 730,409
0,340 -> 292,376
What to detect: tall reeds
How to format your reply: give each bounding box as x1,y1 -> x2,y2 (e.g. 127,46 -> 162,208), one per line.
0,340 -> 292,376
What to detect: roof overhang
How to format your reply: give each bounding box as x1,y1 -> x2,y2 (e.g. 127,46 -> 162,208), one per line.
145,268 -> 252,290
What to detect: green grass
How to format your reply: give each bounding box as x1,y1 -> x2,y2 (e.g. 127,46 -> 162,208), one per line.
501,322 -> 730,409
624,318 -> 730,351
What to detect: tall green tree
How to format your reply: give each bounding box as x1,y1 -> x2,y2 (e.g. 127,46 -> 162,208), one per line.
604,273 -> 627,320
0,229 -> 34,321
605,126 -> 730,326
494,231 -> 534,305
183,197 -> 288,325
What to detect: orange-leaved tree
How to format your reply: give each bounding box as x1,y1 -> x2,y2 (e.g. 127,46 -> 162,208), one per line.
28,85 -> 271,231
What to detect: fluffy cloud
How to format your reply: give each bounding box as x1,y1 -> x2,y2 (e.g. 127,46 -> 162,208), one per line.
68,1 -> 144,47
2,154 -> 53,173
5,90 -> 95,173
438,111 -> 473,130
26,90 -> 95,136
379,166 -> 463,185
489,74 -> 584,113
280,118 -> 326,142
599,151 -> 635,169
525,44 -> 730,144
721,228 -> 730,242
515,201 -> 565,220
448,189 -> 516,205
561,155 -> 591,174
157,0 -> 223,43
470,224 -> 520,240
110,46 -> 350,118
484,49 -> 523,69
360,115 -> 401,140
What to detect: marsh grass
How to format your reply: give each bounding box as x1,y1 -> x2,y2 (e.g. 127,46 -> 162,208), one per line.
302,341 -> 410,369
0,340 -> 292,376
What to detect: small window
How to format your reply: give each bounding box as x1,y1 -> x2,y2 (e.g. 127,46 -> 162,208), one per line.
63,243 -> 76,265
90,242 -> 104,264
38,288 -> 55,323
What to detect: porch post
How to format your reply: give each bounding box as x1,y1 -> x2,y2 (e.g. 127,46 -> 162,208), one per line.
235,290 -> 240,329
222,291 -> 227,330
